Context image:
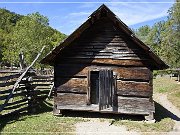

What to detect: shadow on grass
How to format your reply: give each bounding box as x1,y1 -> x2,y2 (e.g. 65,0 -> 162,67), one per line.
154,101 -> 180,122
0,100 -> 53,132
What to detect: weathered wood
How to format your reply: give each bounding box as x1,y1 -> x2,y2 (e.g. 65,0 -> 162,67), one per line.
32,79 -> 53,82
56,58 -> 146,66
87,71 -> 91,105
116,80 -> 152,97
115,68 -> 150,81
0,87 -> 26,94
118,96 -> 154,112
32,75 -> 54,79
0,70 -> 21,73
4,102 -> 28,110
0,91 -> 26,100
0,106 -> 28,117
117,80 -> 152,91
55,65 -> 150,81
0,81 -> 16,87
54,93 -> 87,105
56,95 -> 154,115
6,98 -> 27,106
0,73 -> 21,81
56,78 -> 87,93
55,64 -> 88,77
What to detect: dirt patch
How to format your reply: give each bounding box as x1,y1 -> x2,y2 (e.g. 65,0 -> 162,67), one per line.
75,119 -> 140,135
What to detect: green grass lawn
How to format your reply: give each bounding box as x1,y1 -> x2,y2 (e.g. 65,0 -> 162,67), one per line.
154,77 -> 180,110
0,100 -> 86,134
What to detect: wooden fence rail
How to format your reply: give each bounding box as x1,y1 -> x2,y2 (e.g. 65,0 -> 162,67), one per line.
0,46 -> 53,117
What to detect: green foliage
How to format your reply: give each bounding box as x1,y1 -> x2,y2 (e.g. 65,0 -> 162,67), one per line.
0,8 -> 66,68
27,12 -> 49,26
135,1 -> 180,68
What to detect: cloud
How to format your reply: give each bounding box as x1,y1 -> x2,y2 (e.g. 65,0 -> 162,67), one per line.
68,11 -> 91,17
107,2 -> 172,25
54,1 -> 174,35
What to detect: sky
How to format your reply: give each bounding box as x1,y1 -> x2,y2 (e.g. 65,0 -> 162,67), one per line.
0,0 -> 175,35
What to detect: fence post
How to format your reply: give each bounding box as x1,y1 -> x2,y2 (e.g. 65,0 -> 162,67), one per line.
26,70 -> 37,113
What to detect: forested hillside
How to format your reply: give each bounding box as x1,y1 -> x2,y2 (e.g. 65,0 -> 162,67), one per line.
135,1 -> 180,68
0,9 -> 66,68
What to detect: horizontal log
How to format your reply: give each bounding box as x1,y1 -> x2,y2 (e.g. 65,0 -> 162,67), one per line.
0,91 -> 26,100
0,87 -> 26,94
32,83 -> 52,86
0,73 -> 21,81
61,56 -> 145,60
117,90 -> 152,97
55,64 -> 150,81
4,102 -> 28,110
56,96 -> 154,115
65,47 -> 133,53
80,37 -> 124,43
32,76 -> 54,79
115,67 -> 151,80
1,106 -> 28,117
56,104 -> 152,115
55,64 -> 88,77
0,81 -> 16,87
32,79 -> 53,82
55,78 -> 87,93
117,80 -> 152,92
54,93 -> 87,105
0,70 -> 21,73
77,42 -> 127,47
56,58 -> 146,66
6,98 -> 28,106
33,87 -> 51,90
118,96 -> 155,113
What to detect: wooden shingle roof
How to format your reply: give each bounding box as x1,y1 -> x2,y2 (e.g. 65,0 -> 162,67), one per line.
41,4 -> 168,70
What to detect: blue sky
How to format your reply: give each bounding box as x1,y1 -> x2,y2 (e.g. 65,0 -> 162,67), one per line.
0,0 -> 175,35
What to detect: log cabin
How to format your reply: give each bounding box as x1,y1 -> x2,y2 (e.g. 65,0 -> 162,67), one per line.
41,4 -> 168,120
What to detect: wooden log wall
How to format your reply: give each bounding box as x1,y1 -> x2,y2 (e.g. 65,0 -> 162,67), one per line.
54,17 -> 154,115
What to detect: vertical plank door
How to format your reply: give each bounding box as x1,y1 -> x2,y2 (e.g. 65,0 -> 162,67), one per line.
99,70 -> 114,110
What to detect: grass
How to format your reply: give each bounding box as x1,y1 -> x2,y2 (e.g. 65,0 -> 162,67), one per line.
154,77 -> 180,110
153,77 -> 179,93
0,100 -> 86,134
114,118 -> 174,133
168,91 -> 180,110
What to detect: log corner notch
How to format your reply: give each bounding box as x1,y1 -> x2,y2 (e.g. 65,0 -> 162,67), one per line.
40,4 -> 169,121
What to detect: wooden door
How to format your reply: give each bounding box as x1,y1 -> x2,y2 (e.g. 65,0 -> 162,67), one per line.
99,70 -> 115,110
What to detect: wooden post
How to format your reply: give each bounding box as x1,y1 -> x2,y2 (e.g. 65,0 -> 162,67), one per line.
19,52 -> 26,70
25,76 -> 36,113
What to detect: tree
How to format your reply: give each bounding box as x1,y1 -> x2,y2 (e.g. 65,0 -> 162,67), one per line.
135,25 -> 151,44
161,0 -> 180,67
27,12 -> 49,26
2,14 -> 66,68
